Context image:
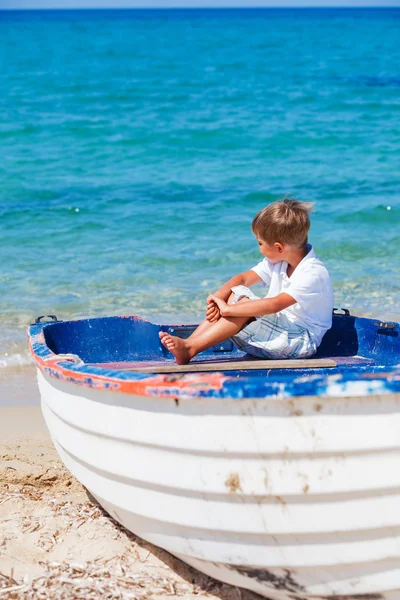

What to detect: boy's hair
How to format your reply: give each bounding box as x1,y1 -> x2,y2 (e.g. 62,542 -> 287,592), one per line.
252,198 -> 313,248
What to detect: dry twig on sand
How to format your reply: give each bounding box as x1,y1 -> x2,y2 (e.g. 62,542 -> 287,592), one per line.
0,557 -> 216,600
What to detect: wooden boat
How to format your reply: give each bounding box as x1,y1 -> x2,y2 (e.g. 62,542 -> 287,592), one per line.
27,310 -> 400,599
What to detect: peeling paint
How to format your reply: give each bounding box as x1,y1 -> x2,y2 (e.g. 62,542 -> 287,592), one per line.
228,565 -> 305,593
225,473 -> 242,493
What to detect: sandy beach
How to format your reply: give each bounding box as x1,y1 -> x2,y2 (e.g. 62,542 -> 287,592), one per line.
0,401 -> 261,600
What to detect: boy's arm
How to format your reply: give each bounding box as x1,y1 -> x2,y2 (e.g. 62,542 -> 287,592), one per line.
210,270 -> 263,301
209,292 -> 296,318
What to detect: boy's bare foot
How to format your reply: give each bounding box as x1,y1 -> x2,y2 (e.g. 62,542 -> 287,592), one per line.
159,332 -> 192,365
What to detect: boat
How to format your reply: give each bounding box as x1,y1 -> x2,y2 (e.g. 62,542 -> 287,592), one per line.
27,309 -> 400,600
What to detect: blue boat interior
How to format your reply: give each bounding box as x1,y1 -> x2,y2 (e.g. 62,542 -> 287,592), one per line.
39,311 -> 400,378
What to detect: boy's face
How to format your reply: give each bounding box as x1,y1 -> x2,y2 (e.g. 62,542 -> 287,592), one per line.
256,237 -> 284,263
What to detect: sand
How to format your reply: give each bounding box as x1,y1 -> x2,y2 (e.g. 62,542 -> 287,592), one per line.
0,406 -> 261,600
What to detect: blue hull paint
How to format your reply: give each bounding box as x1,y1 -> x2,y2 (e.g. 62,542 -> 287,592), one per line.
28,312 -> 400,399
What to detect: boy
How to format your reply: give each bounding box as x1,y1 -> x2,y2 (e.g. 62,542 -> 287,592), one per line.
159,199 -> 334,365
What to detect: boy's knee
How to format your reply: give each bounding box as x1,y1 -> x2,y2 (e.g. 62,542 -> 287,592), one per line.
228,293 -> 251,305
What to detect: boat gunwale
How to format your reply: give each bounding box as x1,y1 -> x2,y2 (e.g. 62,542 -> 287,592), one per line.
27,317 -> 400,399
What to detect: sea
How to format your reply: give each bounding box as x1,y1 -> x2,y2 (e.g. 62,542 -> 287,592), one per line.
0,8 -> 399,384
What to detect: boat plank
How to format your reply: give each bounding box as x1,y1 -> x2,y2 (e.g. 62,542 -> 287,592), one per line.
124,358 -> 337,374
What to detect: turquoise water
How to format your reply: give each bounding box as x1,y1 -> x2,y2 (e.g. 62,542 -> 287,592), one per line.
1,8 -> 399,368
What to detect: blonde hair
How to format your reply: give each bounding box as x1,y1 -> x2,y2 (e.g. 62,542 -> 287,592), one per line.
252,198 -> 313,249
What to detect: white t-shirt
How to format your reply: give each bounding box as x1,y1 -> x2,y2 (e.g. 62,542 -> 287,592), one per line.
251,244 -> 334,347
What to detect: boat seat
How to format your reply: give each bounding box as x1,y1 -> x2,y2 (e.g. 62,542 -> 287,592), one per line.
125,357 -> 337,374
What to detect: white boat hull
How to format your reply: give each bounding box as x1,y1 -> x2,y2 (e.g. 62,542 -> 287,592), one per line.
37,369 -> 400,599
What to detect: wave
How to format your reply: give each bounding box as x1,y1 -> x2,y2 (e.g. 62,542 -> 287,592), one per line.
0,350 -> 33,369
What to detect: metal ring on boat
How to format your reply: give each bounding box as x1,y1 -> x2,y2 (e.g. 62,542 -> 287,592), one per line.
333,307 -> 350,315
34,315 -> 59,324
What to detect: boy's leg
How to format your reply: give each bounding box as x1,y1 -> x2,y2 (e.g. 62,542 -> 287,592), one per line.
159,298 -> 251,365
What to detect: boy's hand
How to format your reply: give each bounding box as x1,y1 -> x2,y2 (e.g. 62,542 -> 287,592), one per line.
208,295 -> 229,318
206,298 -> 220,322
